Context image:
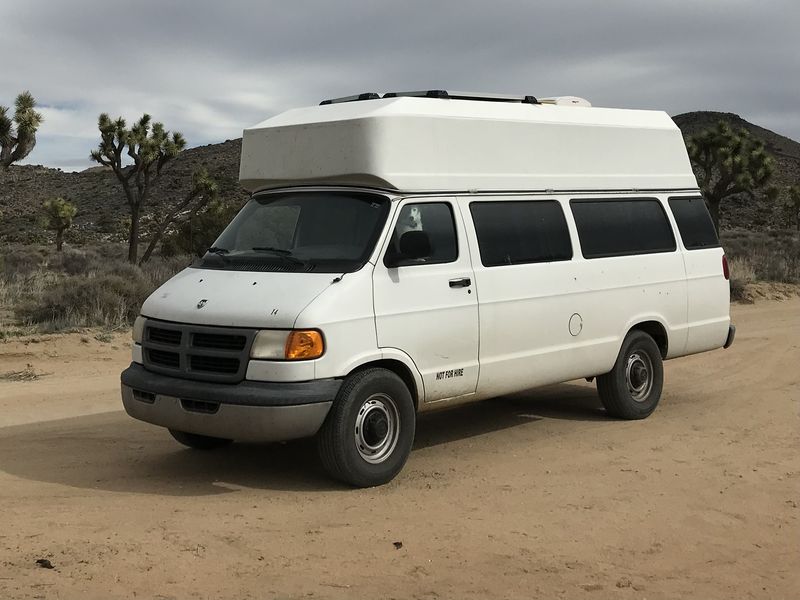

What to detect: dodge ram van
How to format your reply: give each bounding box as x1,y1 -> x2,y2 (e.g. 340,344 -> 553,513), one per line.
121,90 -> 734,487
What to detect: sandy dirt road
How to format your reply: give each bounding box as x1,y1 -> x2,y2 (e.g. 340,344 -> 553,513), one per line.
0,300 -> 798,599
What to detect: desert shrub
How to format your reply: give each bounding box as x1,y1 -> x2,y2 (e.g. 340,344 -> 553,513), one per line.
727,256 -> 756,301
0,247 -> 48,279
721,229 -> 800,283
2,244 -> 191,330
17,272 -> 152,328
48,247 -> 103,275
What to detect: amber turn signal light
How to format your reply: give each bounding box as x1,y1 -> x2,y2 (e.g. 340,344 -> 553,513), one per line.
285,330 -> 324,360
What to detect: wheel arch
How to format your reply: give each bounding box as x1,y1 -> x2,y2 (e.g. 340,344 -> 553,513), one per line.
346,352 -> 423,410
627,319 -> 669,359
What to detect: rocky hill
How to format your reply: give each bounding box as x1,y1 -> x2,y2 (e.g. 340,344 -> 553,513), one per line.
672,111 -> 800,230
1,111 -> 798,243
0,139 -> 248,243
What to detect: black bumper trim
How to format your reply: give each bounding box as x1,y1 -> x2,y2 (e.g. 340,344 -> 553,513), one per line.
121,363 -> 341,407
724,324 -> 736,349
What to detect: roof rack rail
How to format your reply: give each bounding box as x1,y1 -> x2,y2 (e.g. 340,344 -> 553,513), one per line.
383,90 -> 540,104
320,92 -> 381,106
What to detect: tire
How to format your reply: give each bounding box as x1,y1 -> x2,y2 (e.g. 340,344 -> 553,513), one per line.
597,330 -> 664,420
317,368 -> 416,487
168,429 -> 233,450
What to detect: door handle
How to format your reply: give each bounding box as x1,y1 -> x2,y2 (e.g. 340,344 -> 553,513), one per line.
449,277 -> 472,288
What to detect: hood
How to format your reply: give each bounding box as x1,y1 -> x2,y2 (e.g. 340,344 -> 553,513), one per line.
141,267 -> 338,329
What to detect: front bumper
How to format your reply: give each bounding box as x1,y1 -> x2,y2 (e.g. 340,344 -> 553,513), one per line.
120,363 -> 339,442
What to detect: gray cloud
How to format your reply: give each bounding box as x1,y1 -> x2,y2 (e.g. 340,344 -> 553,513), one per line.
1,0 -> 798,171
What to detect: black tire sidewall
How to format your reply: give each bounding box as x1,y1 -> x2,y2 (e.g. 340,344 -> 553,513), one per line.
607,332 -> 664,419
323,369 -> 416,487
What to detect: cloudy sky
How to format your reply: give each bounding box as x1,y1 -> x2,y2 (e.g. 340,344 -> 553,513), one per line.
1,0 -> 797,171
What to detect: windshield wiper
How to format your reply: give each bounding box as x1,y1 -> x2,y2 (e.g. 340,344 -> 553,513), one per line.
250,247 -> 305,265
251,246 -> 292,255
205,246 -> 230,261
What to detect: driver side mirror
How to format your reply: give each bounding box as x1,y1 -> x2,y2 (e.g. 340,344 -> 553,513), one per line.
384,230 -> 432,268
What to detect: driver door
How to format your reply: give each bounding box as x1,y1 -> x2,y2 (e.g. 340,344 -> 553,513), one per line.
372,199 -> 479,402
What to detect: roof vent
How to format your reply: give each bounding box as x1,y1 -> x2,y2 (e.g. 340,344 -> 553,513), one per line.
538,96 -> 592,107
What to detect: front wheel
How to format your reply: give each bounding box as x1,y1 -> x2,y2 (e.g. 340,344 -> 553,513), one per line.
317,368 -> 416,487
597,331 -> 664,420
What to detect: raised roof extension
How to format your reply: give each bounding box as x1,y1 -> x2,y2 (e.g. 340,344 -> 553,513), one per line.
240,96 -> 698,193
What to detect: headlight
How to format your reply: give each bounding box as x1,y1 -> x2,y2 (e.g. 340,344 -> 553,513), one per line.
250,330 -> 289,359
132,316 -> 146,344
251,329 -> 324,360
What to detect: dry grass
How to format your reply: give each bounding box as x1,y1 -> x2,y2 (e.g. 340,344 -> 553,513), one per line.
1,232 -> 798,332
0,363 -> 45,381
721,229 -> 800,282
727,256 -> 757,301
0,245 -> 190,332
721,229 -> 800,302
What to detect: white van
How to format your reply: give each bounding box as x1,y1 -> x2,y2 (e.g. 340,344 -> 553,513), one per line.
121,91 -> 735,487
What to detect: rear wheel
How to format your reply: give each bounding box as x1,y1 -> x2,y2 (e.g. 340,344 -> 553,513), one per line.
317,368 -> 416,487
597,330 -> 664,419
168,429 -> 233,450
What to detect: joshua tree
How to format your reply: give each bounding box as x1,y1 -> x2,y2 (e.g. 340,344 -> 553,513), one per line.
686,121 -> 774,233
139,168 -> 219,264
90,113 -> 186,263
0,91 -> 43,168
41,197 -> 77,251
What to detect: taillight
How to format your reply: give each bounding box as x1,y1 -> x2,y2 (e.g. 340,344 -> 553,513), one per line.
722,255 -> 730,280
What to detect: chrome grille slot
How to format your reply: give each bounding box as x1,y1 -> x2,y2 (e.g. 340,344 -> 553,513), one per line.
141,319 -> 257,383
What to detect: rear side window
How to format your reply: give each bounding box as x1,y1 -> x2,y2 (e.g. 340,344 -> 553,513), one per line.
668,197 -> 719,249
570,198 -> 676,259
470,200 -> 572,267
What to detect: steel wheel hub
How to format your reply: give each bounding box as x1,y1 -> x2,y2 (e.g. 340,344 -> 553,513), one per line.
354,393 -> 400,464
626,351 -> 653,402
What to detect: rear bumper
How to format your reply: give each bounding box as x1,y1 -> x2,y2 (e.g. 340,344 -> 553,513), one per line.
724,324 -> 736,349
120,363 -> 338,442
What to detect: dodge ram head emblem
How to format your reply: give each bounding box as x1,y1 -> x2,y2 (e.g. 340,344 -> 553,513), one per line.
196,299 -> 208,309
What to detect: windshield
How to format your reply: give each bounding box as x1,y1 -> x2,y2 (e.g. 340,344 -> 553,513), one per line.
196,191 -> 391,273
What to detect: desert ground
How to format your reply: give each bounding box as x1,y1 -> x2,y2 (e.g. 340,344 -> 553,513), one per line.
0,299 -> 798,600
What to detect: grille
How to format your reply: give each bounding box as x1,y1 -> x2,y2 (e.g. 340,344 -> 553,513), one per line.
192,332 -> 246,351
190,354 -> 239,374
148,327 -> 182,345
141,319 -> 257,383
148,348 -> 180,368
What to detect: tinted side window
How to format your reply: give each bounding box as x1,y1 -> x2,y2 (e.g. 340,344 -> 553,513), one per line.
470,201 -> 572,267
384,202 -> 458,266
571,199 -> 676,259
668,197 -> 719,249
